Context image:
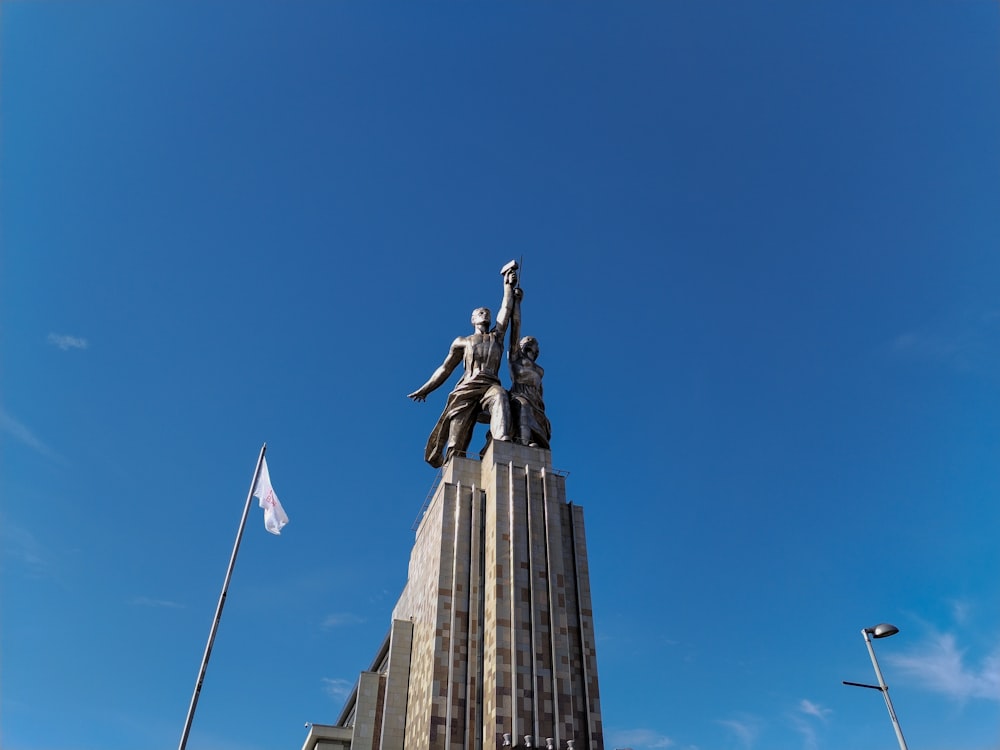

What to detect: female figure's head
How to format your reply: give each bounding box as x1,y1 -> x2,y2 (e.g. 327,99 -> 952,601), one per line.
520,336 -> 539,361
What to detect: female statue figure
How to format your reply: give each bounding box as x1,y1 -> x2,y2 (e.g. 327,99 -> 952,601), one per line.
508,290 -> 551,449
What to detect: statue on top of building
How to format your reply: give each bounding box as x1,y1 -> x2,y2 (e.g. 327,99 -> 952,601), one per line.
407,260 -> 520,468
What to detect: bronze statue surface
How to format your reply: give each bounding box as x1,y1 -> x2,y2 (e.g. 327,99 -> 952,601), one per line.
408,261 -> 520,467
509,290 -> 550,449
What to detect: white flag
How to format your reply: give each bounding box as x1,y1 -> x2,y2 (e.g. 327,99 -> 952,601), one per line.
253,456 -> 289,535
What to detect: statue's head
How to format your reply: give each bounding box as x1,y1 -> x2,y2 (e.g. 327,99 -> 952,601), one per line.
471,307 -> 491,328
520,336 -> 539,360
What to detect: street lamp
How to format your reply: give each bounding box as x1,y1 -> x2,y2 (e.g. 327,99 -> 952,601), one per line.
843,623 -> 909,750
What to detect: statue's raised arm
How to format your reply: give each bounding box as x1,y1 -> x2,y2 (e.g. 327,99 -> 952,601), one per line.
407,260 -> 520,468
494,260 -> 519,338
508,283 -> 523,362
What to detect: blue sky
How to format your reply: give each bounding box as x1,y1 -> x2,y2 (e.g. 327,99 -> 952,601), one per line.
2,2 -> 999,750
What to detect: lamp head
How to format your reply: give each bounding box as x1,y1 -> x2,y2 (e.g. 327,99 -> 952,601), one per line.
866,623 -> 900,639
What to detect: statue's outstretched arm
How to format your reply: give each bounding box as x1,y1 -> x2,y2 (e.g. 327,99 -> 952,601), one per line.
407,339 -> 464,402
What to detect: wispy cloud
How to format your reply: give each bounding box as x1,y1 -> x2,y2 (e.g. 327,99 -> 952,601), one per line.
891,309 -> 1000,376
47,333 -> 89,351
949,599 -> 971,626
789,700 -> 830,750
133,596 -> 185,609
0,520 -> 46,569
789,716 -> 817,750
322,613 -> 365,629
1,520 -> 50,576
891,331 -> 961,360
0,406 -> 55,458
322,677 -> 355,699
797,699 -> 831,720
606,728 -> 675,749
887,630 -> 1000,703
716,714 -> 761,749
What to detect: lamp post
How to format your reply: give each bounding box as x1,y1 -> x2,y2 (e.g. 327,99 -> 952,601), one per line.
843,623 -> 909,750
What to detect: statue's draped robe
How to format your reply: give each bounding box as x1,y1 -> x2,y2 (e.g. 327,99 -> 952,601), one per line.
424,372 -> 506,468
511,377 -> 551,449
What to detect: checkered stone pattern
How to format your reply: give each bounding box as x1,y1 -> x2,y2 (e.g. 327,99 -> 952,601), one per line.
385,441 -> 603,750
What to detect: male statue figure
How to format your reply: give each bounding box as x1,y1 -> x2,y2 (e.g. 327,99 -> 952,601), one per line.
408,261 -> 520,468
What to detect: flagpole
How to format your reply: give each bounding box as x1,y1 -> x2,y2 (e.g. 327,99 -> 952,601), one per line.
178,443 -> 267,750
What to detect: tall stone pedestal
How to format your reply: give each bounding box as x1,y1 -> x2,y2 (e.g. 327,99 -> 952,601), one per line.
303,441 -> 602,750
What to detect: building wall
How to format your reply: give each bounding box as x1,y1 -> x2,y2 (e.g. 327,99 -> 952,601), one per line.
347,441 -> 602,750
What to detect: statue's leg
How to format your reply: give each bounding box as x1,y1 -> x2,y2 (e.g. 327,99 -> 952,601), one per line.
446,408 -> 478,461
509,398 -> 523,445
483,385 -> 511,442
509,396 -> 529,446
519,407 -> 533,446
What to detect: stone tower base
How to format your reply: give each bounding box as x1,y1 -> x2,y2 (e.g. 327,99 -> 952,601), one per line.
302,441 -> 602,750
